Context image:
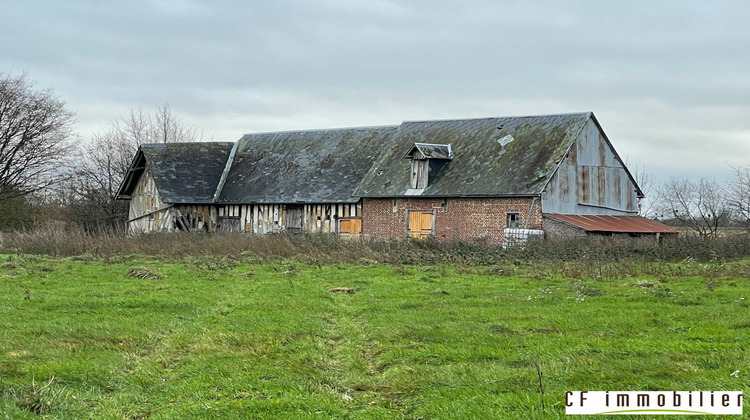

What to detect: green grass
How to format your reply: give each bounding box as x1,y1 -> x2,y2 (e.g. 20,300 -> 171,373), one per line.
1,254 -> 749,418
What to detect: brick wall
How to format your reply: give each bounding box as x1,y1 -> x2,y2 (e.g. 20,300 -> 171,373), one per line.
362,197 -> 542,244
542,216 -> 587,239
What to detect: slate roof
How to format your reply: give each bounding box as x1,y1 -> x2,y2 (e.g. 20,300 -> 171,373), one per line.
217,126 -> 398,204
118,113 -> 597,205
354,113 -> 591,197
117,142 -> 234,204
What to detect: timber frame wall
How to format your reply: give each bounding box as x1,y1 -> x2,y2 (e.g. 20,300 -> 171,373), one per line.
231,203 -> 362,234
127,170 -> 173,234
128,201 -> 363,235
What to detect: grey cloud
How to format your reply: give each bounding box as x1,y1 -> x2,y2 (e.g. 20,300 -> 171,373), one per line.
1,0 -> 749,183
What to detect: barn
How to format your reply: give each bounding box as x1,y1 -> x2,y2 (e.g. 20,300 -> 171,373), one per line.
115,112 -> 677,242
116,142 -> 234,233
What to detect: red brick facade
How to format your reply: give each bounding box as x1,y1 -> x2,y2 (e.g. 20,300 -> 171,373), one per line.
362,197 -> 543,244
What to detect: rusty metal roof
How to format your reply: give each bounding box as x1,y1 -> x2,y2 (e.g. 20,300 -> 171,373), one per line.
545,214 -> 680,233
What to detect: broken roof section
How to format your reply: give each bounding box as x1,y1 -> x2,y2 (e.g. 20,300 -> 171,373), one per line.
217,126 -> 398,204
116,142 -> 234,203
354,113 -> 591,198
545,214 -> 680,234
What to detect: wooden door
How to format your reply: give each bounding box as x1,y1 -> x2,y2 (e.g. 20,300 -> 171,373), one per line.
285,205 -> 303,233
339,218 -> 362,237
408,210 -> 434,238
218,217 -> 241,233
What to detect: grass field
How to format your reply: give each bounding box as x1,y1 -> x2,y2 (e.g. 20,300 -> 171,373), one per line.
1,254 -> 749,418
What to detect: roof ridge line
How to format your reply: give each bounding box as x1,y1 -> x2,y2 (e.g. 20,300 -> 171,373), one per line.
400,112 -> 591,124
241,124 -> 399,137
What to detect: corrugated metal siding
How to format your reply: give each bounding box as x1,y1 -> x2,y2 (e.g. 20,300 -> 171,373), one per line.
542,118 -> 639,215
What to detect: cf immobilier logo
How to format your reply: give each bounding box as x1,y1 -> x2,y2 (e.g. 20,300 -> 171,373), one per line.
565,391 -> 743,415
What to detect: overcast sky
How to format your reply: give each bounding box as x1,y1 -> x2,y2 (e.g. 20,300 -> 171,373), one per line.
2,0 -> 749,183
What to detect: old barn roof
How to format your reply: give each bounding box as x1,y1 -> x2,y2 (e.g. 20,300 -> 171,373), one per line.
118,113 -> 603,205
354,113 -> 591,198
117,142 -> 234,203
545,214 -> 680,234
217,126 -> 398,204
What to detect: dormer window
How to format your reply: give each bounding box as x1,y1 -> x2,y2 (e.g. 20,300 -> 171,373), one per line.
403,143 -> 452,191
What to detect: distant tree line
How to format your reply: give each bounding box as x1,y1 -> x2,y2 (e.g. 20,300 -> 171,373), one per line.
0,72 -> 748,238
639,168 -> 750,239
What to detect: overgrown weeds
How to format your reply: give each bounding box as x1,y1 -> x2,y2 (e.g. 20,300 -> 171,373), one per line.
1,226 -> 749,267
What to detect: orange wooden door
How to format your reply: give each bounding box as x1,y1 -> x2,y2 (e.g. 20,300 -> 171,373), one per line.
408,211 -> 433,238
339,218 -> 362,235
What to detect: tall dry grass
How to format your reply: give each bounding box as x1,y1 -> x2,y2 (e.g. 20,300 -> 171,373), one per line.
0,226 -> 377,262
1,225 -> 749,265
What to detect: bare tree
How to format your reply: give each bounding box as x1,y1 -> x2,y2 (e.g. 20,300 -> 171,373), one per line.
0,73 -> 75,200
106,104 -> 201,146
68,105 -> 201,230
632,165 -> 658,218
151,104 -> 202,143
657,177 -> 730,238
727,165 -> 750,232
67,129 -> 135,229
